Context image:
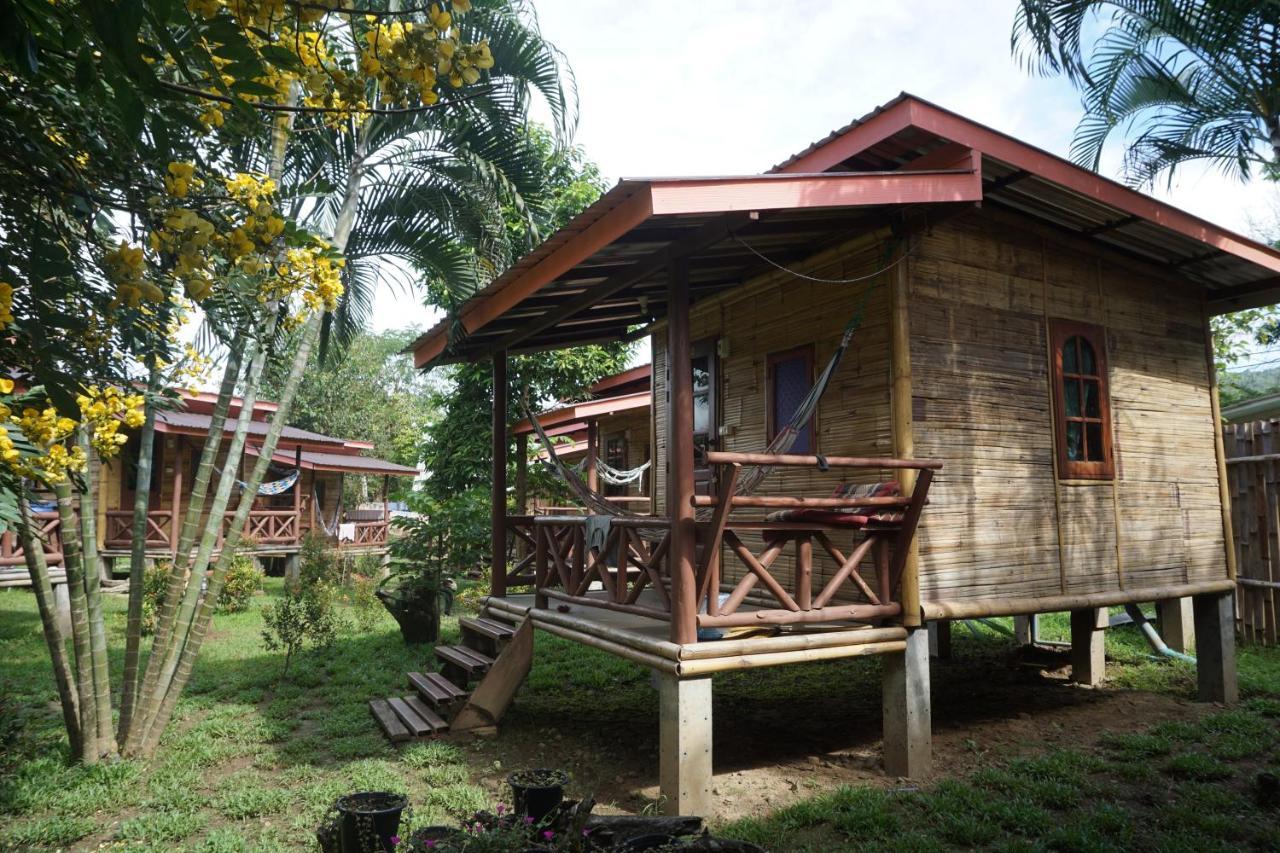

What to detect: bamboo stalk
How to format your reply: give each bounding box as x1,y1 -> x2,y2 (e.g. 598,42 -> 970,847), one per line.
920,579 -> 1235,620
486,594 -> 684,660
52,479 -> 100,761
692,495 -> 912,508
75,436 -> 115,753
118,374 -> 159,743
542,588 -> 672,622
674,640 -> 906,676
18,501 -> 82,758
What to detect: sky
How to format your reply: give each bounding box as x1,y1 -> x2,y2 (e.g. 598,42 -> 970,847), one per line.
369,0 -> 1280,338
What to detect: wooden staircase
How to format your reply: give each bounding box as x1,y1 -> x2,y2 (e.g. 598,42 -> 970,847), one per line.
370,609 -> 532,742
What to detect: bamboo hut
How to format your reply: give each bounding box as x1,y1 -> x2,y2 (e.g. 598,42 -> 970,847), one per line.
409,94 -> 1277,815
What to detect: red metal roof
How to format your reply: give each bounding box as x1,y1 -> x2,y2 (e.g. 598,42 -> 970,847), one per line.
155,410 -> 349,448
512,391 -> 652,436
411,94 -> 1280,369
245,446 -> 419,476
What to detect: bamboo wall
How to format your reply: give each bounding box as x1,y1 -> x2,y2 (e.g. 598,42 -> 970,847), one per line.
910,208 -> 1225,605
647,207 -> 1229,611
1224,420 -> 1279,646
654,228 -> 897,596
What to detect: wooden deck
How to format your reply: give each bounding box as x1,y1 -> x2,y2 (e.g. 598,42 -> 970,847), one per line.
483,590 -> 908,677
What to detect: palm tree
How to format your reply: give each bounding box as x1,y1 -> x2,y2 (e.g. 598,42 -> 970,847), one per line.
1013,0 -> 1280,186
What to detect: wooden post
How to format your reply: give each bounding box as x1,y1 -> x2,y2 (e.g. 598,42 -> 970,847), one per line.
667,260 -> 699,646
515,432 -> 529,514
308,470 -> 316,534
1193,591 -> 1238,703
1014,614 -> 1037,646
293,444 -> 303,545
883,627 -> 931,777
1204,307 -> 1237,581
658,672 -> 713,816
1070,607 -> 1106,686
1157,598 -> 1195,654
927,620 -> 951,660
492,351 -> 509,598
889,245 -> 921,627
586,419 -> 600,495
170,438 -> 183,558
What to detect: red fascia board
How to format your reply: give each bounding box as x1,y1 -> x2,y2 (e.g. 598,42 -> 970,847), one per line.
513,419 -> 588,438
645,169 -> 980,215
589,364 -> 652,395
537,439 -> 587,460
512,391 -> 651,435
780,96 -> 1280,276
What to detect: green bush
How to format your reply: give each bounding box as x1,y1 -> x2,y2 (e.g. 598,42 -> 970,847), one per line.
141,560 -> 173,636
261,582 -> 340,677
216,554 -> 261,614
297,532 -> 341,589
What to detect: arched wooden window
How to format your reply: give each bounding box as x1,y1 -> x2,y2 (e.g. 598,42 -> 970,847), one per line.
1050,319 -> 1114,480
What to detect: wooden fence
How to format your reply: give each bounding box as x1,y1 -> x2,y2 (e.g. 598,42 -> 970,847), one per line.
1225,419 -> 1280,646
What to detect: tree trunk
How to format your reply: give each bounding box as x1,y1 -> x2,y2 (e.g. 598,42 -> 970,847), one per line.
117,366 -> 161,743
19,501 -> 82,759
75,438 -> 116,755
52,479 -> 102,762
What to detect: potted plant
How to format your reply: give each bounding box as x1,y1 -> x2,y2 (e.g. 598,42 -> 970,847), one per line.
508,768 -> 570,823
378,516 -> 459,644
334,791 -> 409,852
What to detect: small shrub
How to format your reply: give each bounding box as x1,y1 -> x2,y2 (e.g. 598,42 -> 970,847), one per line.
217,554 -> 262,614
346,572 -> 385,633
141,560 -> 176,636
297,532 -> 341,589
261,583 -> 341,677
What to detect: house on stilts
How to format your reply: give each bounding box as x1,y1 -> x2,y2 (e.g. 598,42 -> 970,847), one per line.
0,388 -> 418,588
408,94 -> 1277,816
512,365 -> 653,515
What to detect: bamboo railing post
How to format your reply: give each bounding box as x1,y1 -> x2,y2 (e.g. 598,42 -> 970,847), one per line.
667,259 -> 699,646
889,243 -> 921,627
1204,307 -> 1237,582
586,419 -> 599,495
491,351 -> 508,598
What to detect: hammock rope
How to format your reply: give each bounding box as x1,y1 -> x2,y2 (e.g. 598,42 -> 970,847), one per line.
526,237 -> 906,522
596,458 -> 650,486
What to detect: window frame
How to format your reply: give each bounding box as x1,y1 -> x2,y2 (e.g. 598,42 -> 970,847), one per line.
767,343 -> 817,454
603,432 -> 628,497
1049,319 -> 1114,481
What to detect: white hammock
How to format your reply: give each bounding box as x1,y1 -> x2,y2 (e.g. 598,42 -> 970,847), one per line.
596,458 -> 650,486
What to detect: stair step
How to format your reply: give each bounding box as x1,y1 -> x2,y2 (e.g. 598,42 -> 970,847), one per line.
409,670 -> 468,707
435,644 -> 494,677
369,698 -> 410,743
402,695 -> 449,732
387,696 -> 434,737
460,616 -> 517,643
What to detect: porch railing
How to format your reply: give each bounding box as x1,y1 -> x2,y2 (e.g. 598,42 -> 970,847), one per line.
105,510 -> 174,549
0,511 -> 63,568
515,451 -> 939,638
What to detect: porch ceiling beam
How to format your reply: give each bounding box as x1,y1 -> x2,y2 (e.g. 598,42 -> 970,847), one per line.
486,211 -> 754,356
1206,277 -> 1280,314
1082,214 -> 1142,236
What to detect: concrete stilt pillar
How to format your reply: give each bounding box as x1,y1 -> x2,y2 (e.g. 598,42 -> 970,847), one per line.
283,554 -> 300,584
1070,607 -> 1107,686
658,673 -> 712,816
1013,613 -> 1037,646
883,627 -> 931,778
53,581 -> 71,637
1157,597 -> 1195,654
1192,591 -> 1238,704
927,620 -> 951,660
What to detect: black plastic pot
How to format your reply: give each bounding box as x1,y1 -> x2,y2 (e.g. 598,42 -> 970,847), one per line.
334,791 -> 408,853
507,768 -> 569,823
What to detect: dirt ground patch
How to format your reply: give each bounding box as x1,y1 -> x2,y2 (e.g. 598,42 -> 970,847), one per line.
459,645 -> 1216,823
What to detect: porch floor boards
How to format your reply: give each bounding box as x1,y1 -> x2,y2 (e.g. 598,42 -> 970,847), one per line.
483,590 -> 908,677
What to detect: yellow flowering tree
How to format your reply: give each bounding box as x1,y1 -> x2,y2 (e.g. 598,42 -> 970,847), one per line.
1,0 -> 574,763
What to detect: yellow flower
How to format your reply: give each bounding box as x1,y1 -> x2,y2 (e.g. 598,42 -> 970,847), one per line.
0,281 -> 14,330
0,378 -> 13,395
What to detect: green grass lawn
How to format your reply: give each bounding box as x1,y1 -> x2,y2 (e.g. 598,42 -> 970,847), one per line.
0,581 -> 1278,851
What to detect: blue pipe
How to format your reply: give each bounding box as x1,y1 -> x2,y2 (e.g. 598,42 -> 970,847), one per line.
1122,603 -> 1196,665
